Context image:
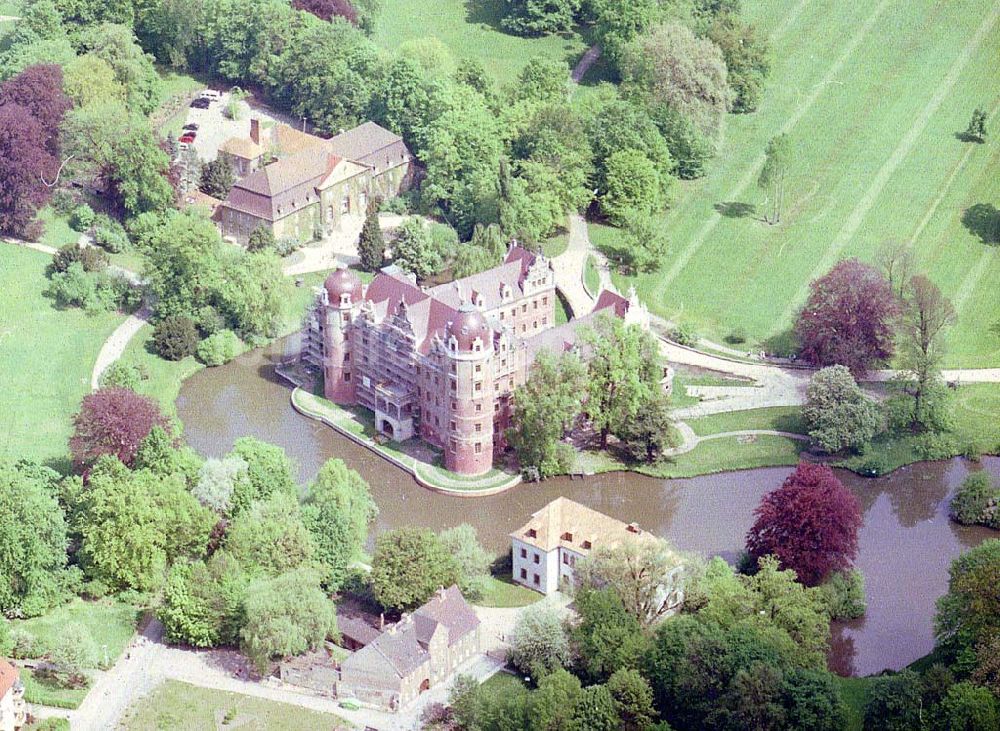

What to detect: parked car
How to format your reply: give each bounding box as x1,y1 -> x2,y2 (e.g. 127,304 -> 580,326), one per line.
182,123 -> 199,131
179,133 -> 196,144
338,698 -> 361,711
199,89 -> 221,101
189,98 -> 210,109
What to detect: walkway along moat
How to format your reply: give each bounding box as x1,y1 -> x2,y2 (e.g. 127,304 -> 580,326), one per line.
176,339 -> 997,677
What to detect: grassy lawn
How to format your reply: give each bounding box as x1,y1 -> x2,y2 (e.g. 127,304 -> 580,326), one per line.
36,207 -> 80,248
19,668 -> 91,710
474,575 -> 542,608
597,0 -> 1000,367
373,0 -> 589,85
576,433 -> 806,479
542,232 -> 569,259
12,598 -> 141,668
478,671 -> 528,694
835,676 -> 870,731
0,246 -> 126,465
686,406 -> 807,437
0,0 -> 20,15
119,680 -> 350,730
555,290 -> 571,325
583,254 -> 599,296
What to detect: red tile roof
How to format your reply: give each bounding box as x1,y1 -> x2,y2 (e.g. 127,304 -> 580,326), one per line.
0,659 -> 19,698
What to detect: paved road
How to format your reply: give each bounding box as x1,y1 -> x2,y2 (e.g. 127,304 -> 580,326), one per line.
91,305 -> 151,389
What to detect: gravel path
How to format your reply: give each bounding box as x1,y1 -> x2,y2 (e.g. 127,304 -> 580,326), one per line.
90,305 -> 151,390
570,45 -> 601,84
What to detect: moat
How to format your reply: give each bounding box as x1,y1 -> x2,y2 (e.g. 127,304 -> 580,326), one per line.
176,339 -> 997,678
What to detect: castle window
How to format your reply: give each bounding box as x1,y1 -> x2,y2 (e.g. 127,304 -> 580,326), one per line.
533,553 -> 540,565
344,372 -> 351,381
475,443 -> 482,454
452,401 -> 457,409
520,568 -> 527,579
344,353 -> 350,362
542,317 -> 547,325
521,324 -> 526,333
500,311 -> 504,320
435,416 -> 440,426
451,381 -> 456,392
475,382 -> 482,392
533,573 -> 540,586
533,300 -> 538,309
522,304 -> 527,313
501,359 -> 506,368
475,364 -> 481,373
475,422 -> 482,432
520,548 -> 527,559
543,296 -> 548,306
533,321 -> 537,329
475,403 -> 482,412
451,363 -> 457,374
509,378 -> 514,388
494,402 -> 500,412
450,421 -> 456,431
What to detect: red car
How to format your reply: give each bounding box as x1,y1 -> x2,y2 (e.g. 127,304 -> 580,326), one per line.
179,132 -> 196,144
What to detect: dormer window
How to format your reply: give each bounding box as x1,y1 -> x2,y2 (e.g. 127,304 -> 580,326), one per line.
561,532 -> 573,542
527,528 -> 537,538
582,540 -> 592,549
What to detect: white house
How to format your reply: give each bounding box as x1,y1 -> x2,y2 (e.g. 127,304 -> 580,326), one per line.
510,497 -> 662,595
0,660 -> 25,731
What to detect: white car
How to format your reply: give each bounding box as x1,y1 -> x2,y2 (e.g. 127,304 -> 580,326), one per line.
199,89 -> 222,102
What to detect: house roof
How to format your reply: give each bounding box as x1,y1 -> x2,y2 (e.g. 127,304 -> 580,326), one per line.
222,150 -> 342,221
341,586 -> 479,678
511,497 -> 660,554
273,124 -> 326,157
338,615 -> 382,647
327,121 -> 410,169
363,267 -> 461,355
0,659 -> 19,698
219,136 -> 263,160
523,291 -> 627,360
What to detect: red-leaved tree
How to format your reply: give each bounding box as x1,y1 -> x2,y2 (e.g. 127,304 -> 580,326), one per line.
794,258 -> 899,377
70,388 -> 169,471
745,462 -> 863,586
0,64 -> 71,156
292,0 -> 358,24
0,104 -> 56,235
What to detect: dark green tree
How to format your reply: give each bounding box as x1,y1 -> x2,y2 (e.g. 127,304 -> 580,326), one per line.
803,365 -> 883,454
570,588 -> 646,682
863,670 -> 923,731
228,436 -> 297,517
965,107 -> 987,142
225,492 -> 315,578
758,133 -> 791,224
152,315 -> 199,360
357,198 -> 385,271
370,528 -> 459,611
199,156 -> 235,198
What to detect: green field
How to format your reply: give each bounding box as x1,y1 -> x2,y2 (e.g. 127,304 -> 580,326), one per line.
12,598 -> 140,667
0,246 -> 125,465
601,0 -> 1000,367
475,574 -> 543,608
119,681 -> 349,730
373,0 -> 589,84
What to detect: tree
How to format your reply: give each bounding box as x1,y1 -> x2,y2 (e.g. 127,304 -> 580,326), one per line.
143,210 -> 223,321
569,684 -> 618,731
803,365 -> 883,453
391,217 -> 444,280
621,22 -> 732,143
582,315 -> 661,448
357,198 -> 385,271
77,23 -> 163,115
158,551 -> 249,647
48,622 -> 98,686
939,682 -> 999,731
301,458 -> 378,590
509,603 -> 570,678
616,389 -> 676,462
70,387 -> 168,470
439,524 -> 492,601
965,107 -> 987,142
192,456 -> 248,514
576,540 -> 687,627
606,668 -> 656,731
0,460 -> 68,617
745,462 -> 863,587
292,0 -> 358,24
794,258 -> 899,376
0,64 -> 71,155
63,54 -> 125,108
215,250 -> 289,338
507,351 -> 586,478
196,329 -> 242,366
514,57 -> 569,105
198,156 -> 234,198
0,103 -> 55,235
614,211 -> 668,274
874,240 -> 915,300
225,492 -> 316,578
589,0 -> 659,66
240,569 -> 337,672
600,149 -> 664,225
78,458 -> 214,591
757,133 -> 791,224
935,540 -> 1000,674
531,669 -> 583,731
863,670 -> 923,731
152,315 -> 200,360
133,425 -> 203,486
228,437 -> 297,516
707,14 -> 771,113
247,226 -> 275,253
569,588 -> 646,682
897,275 -> 956,432
370,528 -> 459,611
501,0 -> 580,36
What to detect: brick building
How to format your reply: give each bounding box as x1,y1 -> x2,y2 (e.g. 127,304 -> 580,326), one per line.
302,246 -> 641,475
0,661 -> 25,731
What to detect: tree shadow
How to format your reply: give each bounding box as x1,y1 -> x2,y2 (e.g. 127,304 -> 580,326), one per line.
761,328 -> 798,359
464,0 -> 511,32
953,131 -> 984,144
961,203 -> 1000,244
713,201 -> 757,219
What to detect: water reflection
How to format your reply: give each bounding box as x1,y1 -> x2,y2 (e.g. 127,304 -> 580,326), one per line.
176,341 -> 997,676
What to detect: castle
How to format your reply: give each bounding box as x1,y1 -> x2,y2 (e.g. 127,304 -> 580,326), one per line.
302,246 -> 642,475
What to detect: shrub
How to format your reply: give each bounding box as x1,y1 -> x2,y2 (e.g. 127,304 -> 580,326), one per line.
153,316 -> 199,360
92,219 -> 130,253
50,189 -> 77,216
194,305 -> 227,337
247,226 -> 275,253
70,204 -> 95,232
855,452 -> 891,478
668,324 -> 698,347
99,361 -> 146,391
9,628 -> 41,659
950,472 -> 999,528
819,569 -> 866,620
23,219 -> 45,242
914,432 -> 956,461
51,244 -> 108,274
725,328 -> 747,345
48,622 -> 98,686
803,366 -> 883,454
963,441 -> 985,462
196,330 -> 242,366
380,195 -> 408,215
274,237 -> 303,257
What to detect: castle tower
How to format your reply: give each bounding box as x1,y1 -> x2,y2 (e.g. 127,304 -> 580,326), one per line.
321,265 -> 362,404
444,305 -> 495,475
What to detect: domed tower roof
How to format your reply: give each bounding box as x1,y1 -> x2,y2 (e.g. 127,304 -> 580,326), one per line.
448,305 -> 491,352
324,265 -> 362,304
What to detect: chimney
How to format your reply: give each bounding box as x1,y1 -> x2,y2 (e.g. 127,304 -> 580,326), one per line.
626,522 -> 641,534
438,586 -> 447,601
250,118 -> 261,145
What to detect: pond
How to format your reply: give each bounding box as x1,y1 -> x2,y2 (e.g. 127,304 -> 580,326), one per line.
176,338 -> 997,677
